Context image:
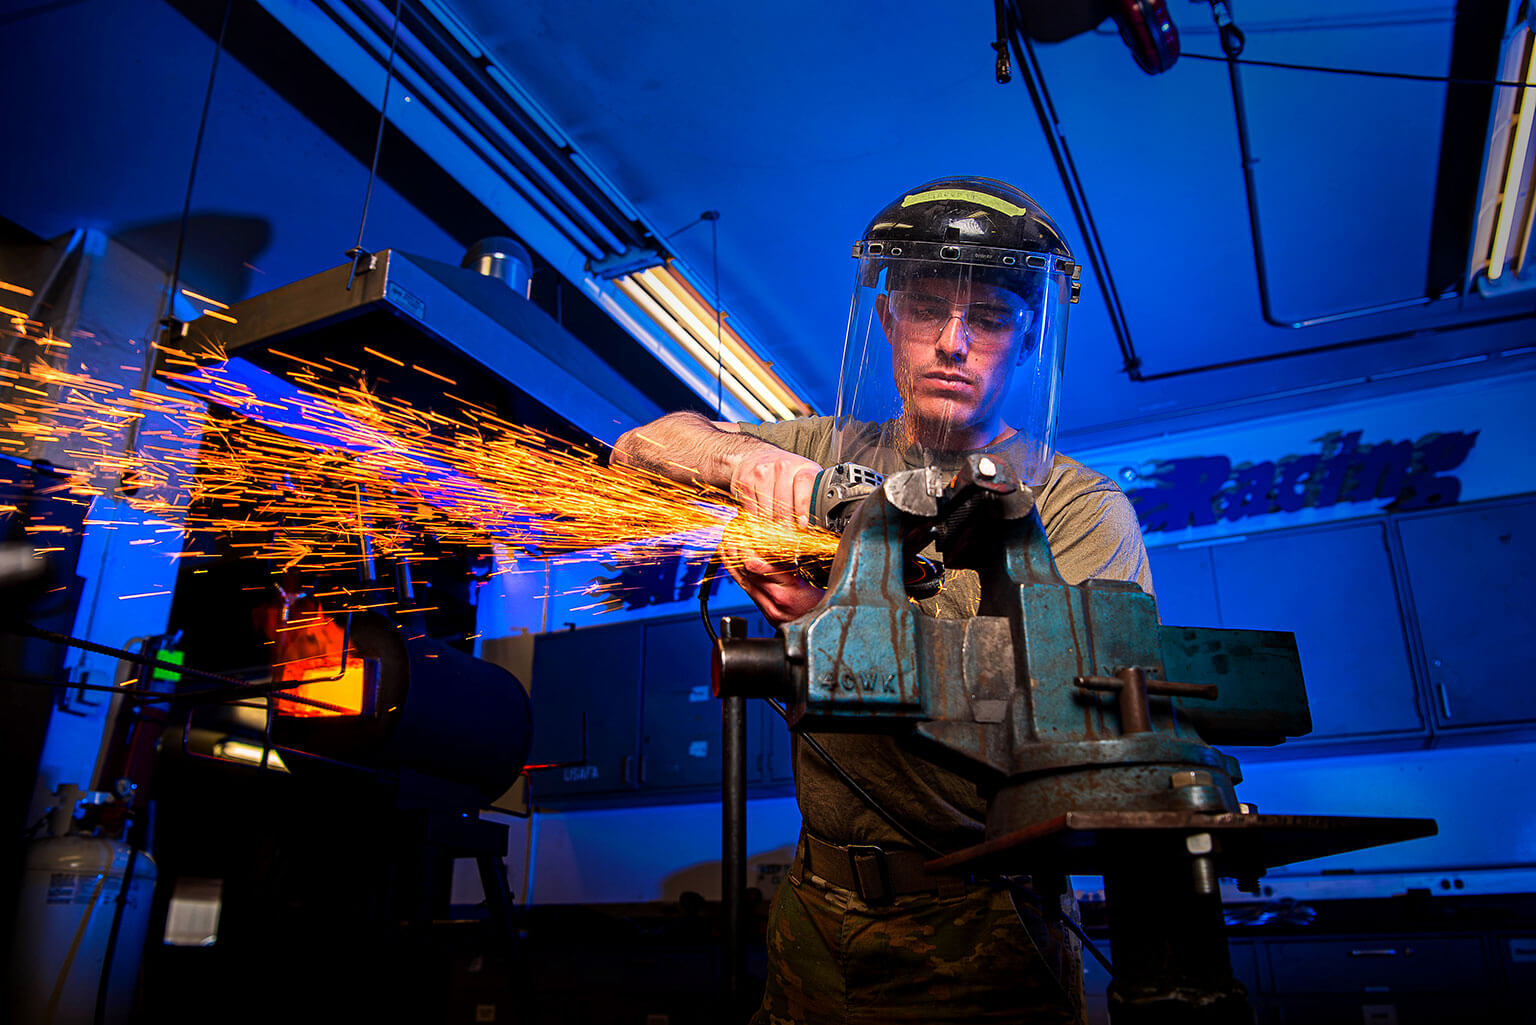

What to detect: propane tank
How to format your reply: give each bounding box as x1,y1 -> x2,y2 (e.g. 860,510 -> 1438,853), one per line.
8,782 -> 157,1025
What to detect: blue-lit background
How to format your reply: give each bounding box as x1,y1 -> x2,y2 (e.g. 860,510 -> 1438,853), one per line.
3,0 -> 1534,912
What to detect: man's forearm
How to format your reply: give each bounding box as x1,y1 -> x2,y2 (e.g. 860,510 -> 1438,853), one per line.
611,411 -> 765,491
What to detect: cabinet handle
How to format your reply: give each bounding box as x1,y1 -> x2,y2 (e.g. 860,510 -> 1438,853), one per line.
1349,948 -> 1401,957
639,755 -> 648,784
1437,682 -> 1453,720
622,755 -> 634,784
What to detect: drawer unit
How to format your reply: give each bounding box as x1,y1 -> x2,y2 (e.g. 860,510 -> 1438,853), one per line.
1264,935 -> 1491,995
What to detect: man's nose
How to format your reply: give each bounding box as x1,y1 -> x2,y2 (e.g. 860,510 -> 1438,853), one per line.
935,312 -> 970,359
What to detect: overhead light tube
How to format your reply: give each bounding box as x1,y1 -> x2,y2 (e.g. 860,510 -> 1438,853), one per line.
656,267 -> 808,418
633,270 -> 795,422
613,277 -> 774,422
1488,28 -> 1536,281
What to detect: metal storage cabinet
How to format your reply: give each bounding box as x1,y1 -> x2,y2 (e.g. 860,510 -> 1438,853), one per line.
1261,934 -> 1496,1025
1144,542 -> 1223,628
642,616 -> 737,789
528,607 -> 788,804
1395,496 -> 1536,729
1208,521 -> 1425,746
642,609 -> 779,788
525,622 -> 645,799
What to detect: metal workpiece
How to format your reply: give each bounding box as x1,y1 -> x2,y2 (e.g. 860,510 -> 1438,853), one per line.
881,464 -> 947,517
1161,627 -> 1313,746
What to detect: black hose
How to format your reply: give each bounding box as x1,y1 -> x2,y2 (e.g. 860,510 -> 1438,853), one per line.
93,838 -> 138,1025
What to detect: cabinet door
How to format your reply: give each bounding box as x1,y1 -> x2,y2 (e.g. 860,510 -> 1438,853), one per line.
639,606 -> 774,791
1396,498 -> 1536,728
1209,522 -> 1424,743
1145,543 -> 1222,626
526,623 -> 643,799
641,616 -> 725,790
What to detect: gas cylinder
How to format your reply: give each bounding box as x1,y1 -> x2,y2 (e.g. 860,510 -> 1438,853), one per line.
8,784 -> 157,1025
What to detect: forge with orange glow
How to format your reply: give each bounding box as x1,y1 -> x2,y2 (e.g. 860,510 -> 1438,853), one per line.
271,612 -> 369,717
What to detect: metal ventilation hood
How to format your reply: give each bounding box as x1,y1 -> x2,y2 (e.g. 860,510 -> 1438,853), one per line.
176,249 -> 664,446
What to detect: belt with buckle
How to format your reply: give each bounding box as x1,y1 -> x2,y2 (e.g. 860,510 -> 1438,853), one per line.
798,832 -> 968,902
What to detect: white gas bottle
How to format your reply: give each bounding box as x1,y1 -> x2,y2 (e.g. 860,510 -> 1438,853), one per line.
9,784 -> 157,1025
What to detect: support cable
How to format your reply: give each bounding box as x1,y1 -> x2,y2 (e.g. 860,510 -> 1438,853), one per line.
345,0 -> 404,290
666,210 -> 727,417
162,0 -> 234,333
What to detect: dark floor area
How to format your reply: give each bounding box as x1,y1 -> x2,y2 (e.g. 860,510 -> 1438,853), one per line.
137,899 -> 768,1025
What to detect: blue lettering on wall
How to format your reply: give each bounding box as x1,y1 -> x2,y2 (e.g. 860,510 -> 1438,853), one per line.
1127,430 -> 1480,533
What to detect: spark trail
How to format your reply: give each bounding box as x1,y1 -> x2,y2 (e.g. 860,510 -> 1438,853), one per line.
0,323 -> 838,613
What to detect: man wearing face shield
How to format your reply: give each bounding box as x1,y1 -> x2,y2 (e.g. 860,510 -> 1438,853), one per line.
613,177 -> 1151,1023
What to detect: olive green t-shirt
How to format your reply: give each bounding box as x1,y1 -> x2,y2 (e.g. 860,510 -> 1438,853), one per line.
738,415 -> 1154,852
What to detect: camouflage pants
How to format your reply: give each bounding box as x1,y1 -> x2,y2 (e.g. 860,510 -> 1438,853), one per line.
750,856 -> 1086,1025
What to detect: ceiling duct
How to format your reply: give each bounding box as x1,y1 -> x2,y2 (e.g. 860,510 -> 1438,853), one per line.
168,248 -> 664,447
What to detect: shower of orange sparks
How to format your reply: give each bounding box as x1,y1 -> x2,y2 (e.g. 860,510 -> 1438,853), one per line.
0,325 -> 839,619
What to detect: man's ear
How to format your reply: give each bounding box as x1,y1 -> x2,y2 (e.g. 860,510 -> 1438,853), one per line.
1014,311 -> 1038,365
875,293 -> 894,342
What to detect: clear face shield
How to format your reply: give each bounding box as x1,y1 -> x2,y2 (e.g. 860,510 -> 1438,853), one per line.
830,241 -> 1074,487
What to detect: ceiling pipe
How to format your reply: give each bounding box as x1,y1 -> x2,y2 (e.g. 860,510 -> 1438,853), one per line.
339,0 -> 646,261
1131,307 -> 1536,382
1004,0 -> 1145,377
1003,0 -> 1532,384
1204,0 -> 1455,330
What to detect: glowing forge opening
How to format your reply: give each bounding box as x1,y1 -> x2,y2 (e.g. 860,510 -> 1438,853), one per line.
271,610 -> 374,718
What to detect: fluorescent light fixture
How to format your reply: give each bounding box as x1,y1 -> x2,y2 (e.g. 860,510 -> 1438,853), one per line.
1472,11 -> 1536,290
614,264 -> 811,423
614,276 -> 772,421
1490,29 -> 1536,279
